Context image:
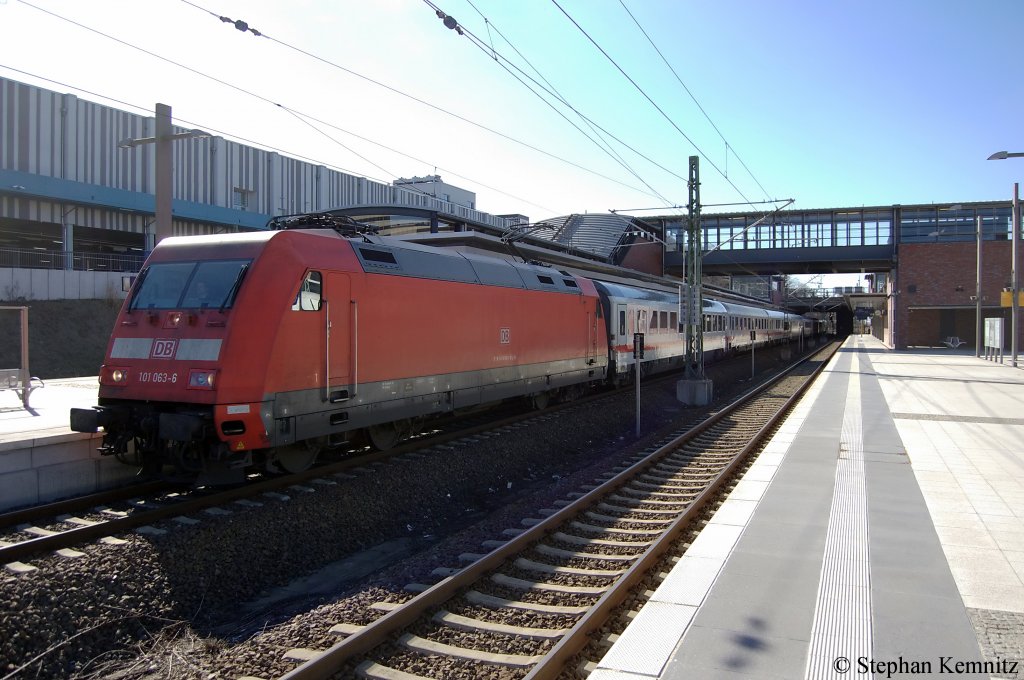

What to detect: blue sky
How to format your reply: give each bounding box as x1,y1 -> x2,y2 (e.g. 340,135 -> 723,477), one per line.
2,0 -> 1022,230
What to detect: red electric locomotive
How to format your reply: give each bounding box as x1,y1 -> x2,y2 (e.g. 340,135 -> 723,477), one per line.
71,218 -> 609,482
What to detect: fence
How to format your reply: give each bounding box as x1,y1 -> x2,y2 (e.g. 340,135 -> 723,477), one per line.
0,248 -> 144,273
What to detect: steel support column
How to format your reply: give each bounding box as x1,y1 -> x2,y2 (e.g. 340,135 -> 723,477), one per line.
1012,184 -> 1019,367
685,155 -> 703,379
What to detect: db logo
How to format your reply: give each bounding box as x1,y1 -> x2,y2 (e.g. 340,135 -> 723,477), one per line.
151,339 -> 178,359
499,328 -> 511,345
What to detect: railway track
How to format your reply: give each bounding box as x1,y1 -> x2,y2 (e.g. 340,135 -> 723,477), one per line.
259,341 -> 839,680
0,358 -> 706,572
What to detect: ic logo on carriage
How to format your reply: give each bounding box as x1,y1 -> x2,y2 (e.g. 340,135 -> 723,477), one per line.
499,328 -> 511,345
151,339 -> 178,359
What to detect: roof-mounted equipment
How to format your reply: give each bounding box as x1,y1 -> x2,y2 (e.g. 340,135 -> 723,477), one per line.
267,213 -> 380,239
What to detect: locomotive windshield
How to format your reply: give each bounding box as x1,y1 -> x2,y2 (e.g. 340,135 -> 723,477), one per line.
129,259 -> 252,310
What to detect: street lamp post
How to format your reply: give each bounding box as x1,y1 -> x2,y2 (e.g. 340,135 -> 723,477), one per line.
119,103 -> 210,248
1014,185 -> 1020,367
977,215 -> 983,358
987,152 -> 1022,368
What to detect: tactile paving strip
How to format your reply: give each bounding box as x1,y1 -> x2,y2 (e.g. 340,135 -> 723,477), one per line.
805,344 -> 872,679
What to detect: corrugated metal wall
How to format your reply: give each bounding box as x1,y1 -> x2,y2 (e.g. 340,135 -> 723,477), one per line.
0,76 -> 510,237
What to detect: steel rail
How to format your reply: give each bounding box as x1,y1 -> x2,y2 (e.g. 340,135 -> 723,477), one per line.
0,479 -> 172,529
0,371 -> 653,565
277,341 -> 839,680
525,341 -> 838,678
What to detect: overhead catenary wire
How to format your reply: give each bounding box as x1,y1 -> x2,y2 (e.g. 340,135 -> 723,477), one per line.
12,1 -> 559,213
0,62 -> 552,213
425,0 -> 676,207
184,0 -> 782,220
618,0 -> 774,203
459,0 -> 680,197
17,0 -> 783,225
174,0 -> 667,203
550,0 -> 772,218
14,0 -> 652,213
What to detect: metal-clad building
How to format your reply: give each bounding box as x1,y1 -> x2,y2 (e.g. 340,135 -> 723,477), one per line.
0,75 -> 513,272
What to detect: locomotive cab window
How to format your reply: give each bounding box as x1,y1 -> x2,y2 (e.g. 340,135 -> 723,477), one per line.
292,271 -> 323,311
130,259 -> 251,310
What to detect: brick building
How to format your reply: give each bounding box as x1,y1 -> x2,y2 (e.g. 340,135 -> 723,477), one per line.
897,240 -> 1018,350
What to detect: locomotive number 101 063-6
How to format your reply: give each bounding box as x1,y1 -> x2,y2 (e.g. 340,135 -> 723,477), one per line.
137,371 -> 178,384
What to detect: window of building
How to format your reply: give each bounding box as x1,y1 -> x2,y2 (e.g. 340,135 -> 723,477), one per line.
233,187 -> 254,211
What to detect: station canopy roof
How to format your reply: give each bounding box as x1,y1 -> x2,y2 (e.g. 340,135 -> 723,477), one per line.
511,213 -> 636,261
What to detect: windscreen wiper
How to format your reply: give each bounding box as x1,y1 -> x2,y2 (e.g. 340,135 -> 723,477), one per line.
219,264 -> 249,313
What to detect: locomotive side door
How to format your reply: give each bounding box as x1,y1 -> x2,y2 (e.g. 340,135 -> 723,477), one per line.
323,273 -> 352,401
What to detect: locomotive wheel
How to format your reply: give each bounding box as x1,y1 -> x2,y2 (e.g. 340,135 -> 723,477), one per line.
274,440 -> 321,474
367,422 -> 401,450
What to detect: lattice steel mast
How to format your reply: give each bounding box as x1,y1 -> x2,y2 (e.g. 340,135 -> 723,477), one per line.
684,155 -> 704,380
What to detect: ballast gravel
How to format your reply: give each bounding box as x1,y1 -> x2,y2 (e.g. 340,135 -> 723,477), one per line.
0,345 -> 800,679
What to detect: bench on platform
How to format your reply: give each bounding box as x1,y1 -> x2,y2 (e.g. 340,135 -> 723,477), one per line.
942,336 -> 966,349
1,368 -> 44,409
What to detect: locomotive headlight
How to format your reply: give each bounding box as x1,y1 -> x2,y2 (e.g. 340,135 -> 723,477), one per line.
101,367 -> 129,385
188,369 -> 216,390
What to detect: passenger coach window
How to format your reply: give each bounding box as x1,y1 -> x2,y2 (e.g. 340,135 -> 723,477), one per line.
292,271 -> 322,311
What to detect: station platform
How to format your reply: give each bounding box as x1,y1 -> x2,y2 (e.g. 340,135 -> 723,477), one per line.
593,335 -> 1024,680
0,376 -> 99,444
0,377 -> 135,511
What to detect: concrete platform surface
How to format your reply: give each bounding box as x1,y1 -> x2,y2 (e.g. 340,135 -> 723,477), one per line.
0,376 -> 99,447
0,377 -> 136,512
592,335 -> 1024,680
